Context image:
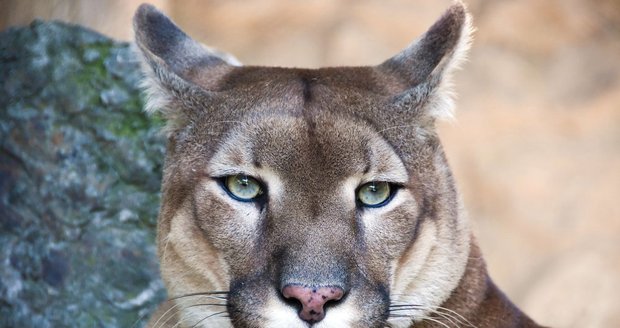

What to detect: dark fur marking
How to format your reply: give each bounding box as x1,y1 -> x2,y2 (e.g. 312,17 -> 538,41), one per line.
300,75 -> 313,103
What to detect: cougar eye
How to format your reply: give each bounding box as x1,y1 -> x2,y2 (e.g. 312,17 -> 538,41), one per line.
223,174 -> 264,201
357,181 -> 392,207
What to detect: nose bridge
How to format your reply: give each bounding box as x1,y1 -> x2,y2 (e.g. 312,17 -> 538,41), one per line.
269,166 -> 356,284
280,240 -> 348,286
278,176 -> 351,236
275,199 -> 353,324
276,196 -> 352,287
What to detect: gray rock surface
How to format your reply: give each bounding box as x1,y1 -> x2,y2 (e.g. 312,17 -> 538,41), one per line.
0,20 -> 166,327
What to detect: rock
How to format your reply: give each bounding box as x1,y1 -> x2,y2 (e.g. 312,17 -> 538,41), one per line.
0,20 -> 165,327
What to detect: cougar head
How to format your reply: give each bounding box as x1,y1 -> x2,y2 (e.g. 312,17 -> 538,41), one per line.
134,2 -> 473,327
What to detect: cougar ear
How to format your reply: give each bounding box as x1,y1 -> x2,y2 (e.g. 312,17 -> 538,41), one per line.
378,1 -> 473,120
133,4 -> 240,128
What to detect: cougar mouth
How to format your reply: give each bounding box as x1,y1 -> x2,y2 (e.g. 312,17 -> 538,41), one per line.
221,264 -> 391,327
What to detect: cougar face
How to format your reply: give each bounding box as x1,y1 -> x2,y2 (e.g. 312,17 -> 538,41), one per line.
135,3 -> 478,328
203,109 -> 411,327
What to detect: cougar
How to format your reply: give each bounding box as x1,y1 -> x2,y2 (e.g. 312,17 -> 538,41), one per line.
134,2 -> 544,327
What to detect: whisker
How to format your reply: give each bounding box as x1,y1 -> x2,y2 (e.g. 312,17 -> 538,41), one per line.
390,304 -> 475,327
152,301 -> 183,328
167,305 -> 228,327
185,303 -> 227,308
389,304 -> 423,308
166,305 -> 228,328
432,306 -> 477,328
388,313 -> 418,324
190,310 -> 228,328
129,312 -> 150,328
389,303 -> 477,328
171,317 -> 185,328
168,291 -> 229,301
394,305 -> 475,328
428,309 -> 461,328
390,293 -> 478,328
166,295 -> 228,303
390,307 -> 457,325
418,315 -> 453,328
153,297 -> 228,328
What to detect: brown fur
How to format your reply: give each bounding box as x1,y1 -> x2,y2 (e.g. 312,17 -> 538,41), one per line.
423,241 -> 543,328
135,2 -> 545,327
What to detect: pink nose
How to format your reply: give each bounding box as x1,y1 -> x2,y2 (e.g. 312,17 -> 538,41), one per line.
282,285 -> 345,323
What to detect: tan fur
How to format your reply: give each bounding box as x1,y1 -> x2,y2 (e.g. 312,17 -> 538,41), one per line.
134,2 -> 544,327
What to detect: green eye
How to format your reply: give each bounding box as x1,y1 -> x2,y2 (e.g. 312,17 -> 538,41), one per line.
224,174 -> 263,201
357,181 -> 392,207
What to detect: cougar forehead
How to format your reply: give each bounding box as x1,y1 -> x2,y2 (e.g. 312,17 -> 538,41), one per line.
208,113 -> 409,186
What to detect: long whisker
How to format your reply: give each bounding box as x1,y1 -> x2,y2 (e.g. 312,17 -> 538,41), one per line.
190,310 -> 228,328
389,303 -> 477,328
129,312 -> 150,328
166,303 -> 229,328
152,301 -> 183,328
171,304 -> 228,328
389,304 -> 423,308
431,305 -> 477,328
186,303 -> 227,308
417,315 -> 453,328
153,296 -> 228,328
428,309 -> 461,328
390,306 -> 459,326
168,291 -> 229,301
390,293 -> 477,328
391,304 -> 476,328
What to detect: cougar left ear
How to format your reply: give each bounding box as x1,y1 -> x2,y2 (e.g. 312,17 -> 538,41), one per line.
378,1 -> 473,120
133,4 -> 240,128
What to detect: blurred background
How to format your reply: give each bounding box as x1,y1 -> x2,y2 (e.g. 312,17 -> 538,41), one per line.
2,0 -> 619,327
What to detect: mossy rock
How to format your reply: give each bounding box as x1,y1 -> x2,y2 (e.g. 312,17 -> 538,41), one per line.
0,21 -> 166,327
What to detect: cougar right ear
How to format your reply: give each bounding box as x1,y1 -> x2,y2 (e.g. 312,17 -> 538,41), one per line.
133,4 -> 240,126
378,1 -> 473,121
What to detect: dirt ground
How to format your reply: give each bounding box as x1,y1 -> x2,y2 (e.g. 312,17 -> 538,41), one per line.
3,0 -> 619,326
